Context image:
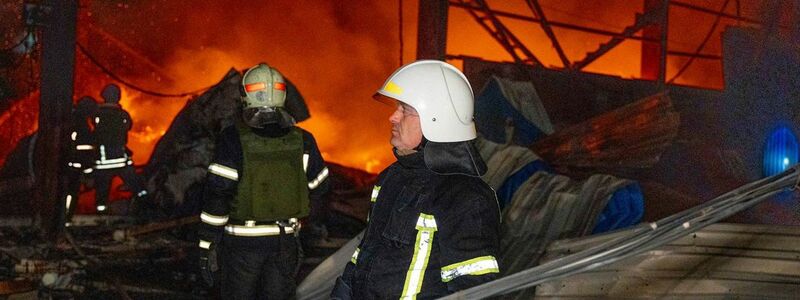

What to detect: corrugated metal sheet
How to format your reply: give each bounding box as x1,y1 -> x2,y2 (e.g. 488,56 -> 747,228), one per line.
297,231 -> 363,300
535,223 -> 800,299
500,171 -> 633,299
478,138 -> 541,189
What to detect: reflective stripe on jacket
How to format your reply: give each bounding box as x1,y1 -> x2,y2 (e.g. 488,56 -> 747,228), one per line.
338,150 -> 500,299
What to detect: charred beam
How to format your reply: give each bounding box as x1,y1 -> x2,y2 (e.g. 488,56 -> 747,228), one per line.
671,0 -> 776,27
572,1 -> 667,71
525,0 -> 571,68
456,0 -> 542,66
417,0 -> 449,60
448,1 -> 661,43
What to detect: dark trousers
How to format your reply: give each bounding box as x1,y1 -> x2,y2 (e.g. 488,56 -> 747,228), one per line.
94,166 -> 144,208
63,169 -> 83,221
221,234 -> 298,300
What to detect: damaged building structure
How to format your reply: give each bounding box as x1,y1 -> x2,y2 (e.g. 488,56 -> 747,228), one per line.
2,0 -> 800,299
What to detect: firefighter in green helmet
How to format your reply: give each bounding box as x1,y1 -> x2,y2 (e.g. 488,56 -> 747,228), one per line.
197,63 -> 330,299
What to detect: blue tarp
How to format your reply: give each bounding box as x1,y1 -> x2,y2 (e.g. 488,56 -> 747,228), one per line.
475,79 -> 549,145
497,161 -> 644,234
496,160 -> 552,209
591,183 -> 644,234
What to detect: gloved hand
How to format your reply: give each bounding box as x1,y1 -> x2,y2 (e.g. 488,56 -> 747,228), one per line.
199,247 -> 218,287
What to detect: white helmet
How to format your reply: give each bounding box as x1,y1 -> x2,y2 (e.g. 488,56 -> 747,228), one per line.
375,60 -> 476,142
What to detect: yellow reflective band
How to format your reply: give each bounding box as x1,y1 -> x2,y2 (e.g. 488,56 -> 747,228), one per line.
370,185 -> 381,202
308,167 -> 329,189
208,163 -> 238,181
401,213 -> 437,299
351,247 -> 360,264
200,212 -> 229,226
384,81 -> 404,95
415,213 -> 437,230
440,256 -> 499,283
198,240 -> 212,249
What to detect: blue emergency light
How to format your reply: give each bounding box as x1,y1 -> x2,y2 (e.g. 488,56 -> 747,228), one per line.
763,126 -> 799,177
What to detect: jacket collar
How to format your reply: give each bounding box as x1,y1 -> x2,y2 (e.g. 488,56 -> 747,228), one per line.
393,148 -> 427,169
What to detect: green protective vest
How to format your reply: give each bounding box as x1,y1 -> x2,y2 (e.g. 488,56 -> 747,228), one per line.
231,124 -> 310,221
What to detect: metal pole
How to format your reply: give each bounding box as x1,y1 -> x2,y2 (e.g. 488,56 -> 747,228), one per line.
34,0 -> 78,237
416,0 -> 449,60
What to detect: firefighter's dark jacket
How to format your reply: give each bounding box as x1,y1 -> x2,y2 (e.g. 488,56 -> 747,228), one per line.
93,103 -> 132,160
198,124 -> 329,247
335,146 -> 500,299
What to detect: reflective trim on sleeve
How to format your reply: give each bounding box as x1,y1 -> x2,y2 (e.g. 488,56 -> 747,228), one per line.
208,163 -> 239,181
440,256 -> 500,283
200,212 -> 229,226
308,167 -> 329,189
370,185 -> 381,202
83,168 -> 93,174
303,153 -> 309,172
95,162 -> 126,169
65,195 -> 73,210
76,144 -> 94,150
401,213 -> 438,299
351,247 -> 360,264
96,157 -> 128,165
198,240 -> 212,249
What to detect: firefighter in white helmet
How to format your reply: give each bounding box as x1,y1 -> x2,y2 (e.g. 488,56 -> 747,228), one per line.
197,63 -> 329,299
332,60 -> 500,299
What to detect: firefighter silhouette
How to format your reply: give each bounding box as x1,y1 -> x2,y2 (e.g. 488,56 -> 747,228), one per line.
91,84 -> 148,213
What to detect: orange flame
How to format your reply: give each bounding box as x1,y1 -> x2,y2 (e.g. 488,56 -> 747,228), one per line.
3,1 -> 761,172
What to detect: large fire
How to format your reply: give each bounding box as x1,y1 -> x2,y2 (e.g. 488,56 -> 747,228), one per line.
0,0 -> 775,173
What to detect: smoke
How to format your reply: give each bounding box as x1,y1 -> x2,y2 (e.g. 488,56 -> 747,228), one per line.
2,0 -> 774,171
86,0 -> 404,172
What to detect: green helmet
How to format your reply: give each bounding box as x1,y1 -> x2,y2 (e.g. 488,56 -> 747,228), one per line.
240,63 -> 293,128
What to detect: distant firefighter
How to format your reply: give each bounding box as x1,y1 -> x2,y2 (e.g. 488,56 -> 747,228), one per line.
92,83 -> 148,213
62,96 -> 98,226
